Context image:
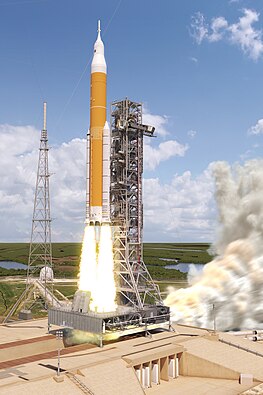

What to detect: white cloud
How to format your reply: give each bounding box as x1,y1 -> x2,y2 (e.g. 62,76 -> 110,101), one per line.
209,17 -> 228,42
190,12 -> 208,45
143,165 -> 216,242
240,149 -> 252,161
228,9 -> 263,60
189,56 -> 198,63
142,107 -> 169,137
191,9 -> 263,60
0,119 -> 190,241
144,140 -> 188,171
0,124 -> 86,242
142,108 -> 188,171
248,119 -> 263,135
187,130 -> 197,138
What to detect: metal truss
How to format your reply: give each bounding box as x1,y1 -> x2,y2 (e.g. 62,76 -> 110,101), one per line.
111,98 -> 163,309
26,102 -> 53,306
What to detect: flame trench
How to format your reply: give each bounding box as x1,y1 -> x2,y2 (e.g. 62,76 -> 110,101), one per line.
78,224 -> 117,313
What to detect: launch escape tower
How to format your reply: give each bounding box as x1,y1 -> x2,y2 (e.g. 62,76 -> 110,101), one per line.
111,98 -> 163,309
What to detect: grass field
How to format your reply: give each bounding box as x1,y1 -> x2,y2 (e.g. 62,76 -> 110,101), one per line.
0,281 -> 26,317
0,242 -> 212,280
0,242 -> 212,319
0,280 -> 187,320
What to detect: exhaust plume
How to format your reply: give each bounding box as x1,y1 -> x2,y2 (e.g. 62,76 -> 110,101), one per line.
165,160 -> 263,330
78,224 -> 117,313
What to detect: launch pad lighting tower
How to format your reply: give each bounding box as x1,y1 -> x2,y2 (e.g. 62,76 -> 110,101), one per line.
3,103 -> 55,322
110,98 -> 163,309
26,102 -> 53,306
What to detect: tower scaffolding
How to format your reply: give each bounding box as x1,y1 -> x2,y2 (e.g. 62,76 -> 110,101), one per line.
110,98 -> 163,309
3,103 -> 58,323
26,102 -> 54,307
48,98 -> 170,339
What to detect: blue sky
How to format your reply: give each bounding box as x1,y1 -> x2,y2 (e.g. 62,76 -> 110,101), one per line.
1,0 -> 263,242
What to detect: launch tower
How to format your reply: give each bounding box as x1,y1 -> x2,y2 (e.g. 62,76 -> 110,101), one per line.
111,99 -> 163,308
27,102 -> 53,284
4,104 -> 58,323
48,22 -> 169,343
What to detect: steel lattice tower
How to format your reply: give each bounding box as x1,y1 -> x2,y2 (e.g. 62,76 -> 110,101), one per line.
111,98 -> 163,309
2,104 -> 56,322
27,102 -> 53,304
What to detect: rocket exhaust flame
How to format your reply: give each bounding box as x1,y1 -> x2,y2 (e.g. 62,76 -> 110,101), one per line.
78,225 -> 97,295
165,160 -> 263,331
91,224 -> 117,312
78,224 -> 117,313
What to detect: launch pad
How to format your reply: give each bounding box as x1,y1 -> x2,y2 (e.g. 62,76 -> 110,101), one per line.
48,23 -> 170,342
48,304 -> 170,341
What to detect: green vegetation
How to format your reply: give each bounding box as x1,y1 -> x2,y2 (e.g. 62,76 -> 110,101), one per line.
0,282 -> 78,319
144,242 -> 209,250
143,243 -> 211,263
147,264 -> 187,280
55,284 -> 78,298
143,242 -> 212,281
0,243 -> 82,264
0,268 -> 27,277
0,243 -> 82,278
0,282 -> 26,316
0,242 -> 212,281
0,243 -> 213,319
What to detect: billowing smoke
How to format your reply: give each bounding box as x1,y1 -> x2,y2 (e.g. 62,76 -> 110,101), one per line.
165,159 -> 263,330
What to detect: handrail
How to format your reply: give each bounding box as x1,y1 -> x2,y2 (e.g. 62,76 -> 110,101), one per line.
66,372 -> 95,395
219,338 -> 263,358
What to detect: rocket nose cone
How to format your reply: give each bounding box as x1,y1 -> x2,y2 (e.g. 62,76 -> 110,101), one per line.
91,21 -> 107,74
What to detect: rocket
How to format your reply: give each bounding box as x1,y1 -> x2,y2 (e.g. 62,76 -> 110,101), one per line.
86,20 -> 110,225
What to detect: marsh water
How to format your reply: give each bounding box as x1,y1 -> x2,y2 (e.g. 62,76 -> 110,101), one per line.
0,261 -> 27,270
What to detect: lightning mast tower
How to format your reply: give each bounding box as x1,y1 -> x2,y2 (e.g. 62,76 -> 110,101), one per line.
111,98 -> 163,309
3,104 -> 57,322
26,102 -> 53,304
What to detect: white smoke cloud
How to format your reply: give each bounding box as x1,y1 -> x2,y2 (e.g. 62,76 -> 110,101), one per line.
191,9 -> 263,60
165,159 -> 263,330
248,119 -> 263,135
